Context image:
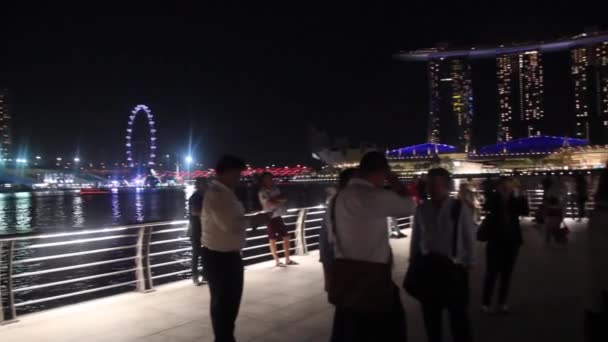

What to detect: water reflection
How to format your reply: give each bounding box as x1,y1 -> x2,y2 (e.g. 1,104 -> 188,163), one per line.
134,190 -> 144,223
72,195 -> 84,228
0,193 -> 9,232
111,193 -> 121,225
0,185 -> 325,235
15,192 -> 33,233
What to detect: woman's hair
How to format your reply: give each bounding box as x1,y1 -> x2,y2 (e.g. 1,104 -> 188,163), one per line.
596,169 -> 608,202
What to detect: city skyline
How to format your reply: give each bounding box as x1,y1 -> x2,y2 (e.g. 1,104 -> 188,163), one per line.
399,30 -> 608,151
0,89 -> 10,161
0,5 -> 605,166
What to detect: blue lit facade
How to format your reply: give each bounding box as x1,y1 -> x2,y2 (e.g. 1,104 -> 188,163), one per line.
476,136 -> 588,155
387,143 -> 457,158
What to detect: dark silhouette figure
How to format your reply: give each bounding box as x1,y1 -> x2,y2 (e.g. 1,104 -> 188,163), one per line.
481,177 -> 529,314
188,177 -> 207,286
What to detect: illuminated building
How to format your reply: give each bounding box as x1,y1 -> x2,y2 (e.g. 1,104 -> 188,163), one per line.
496,51 -> 544,141
571,41 -> 608,143
427,57 -> 474,151
0,89 -> 11,161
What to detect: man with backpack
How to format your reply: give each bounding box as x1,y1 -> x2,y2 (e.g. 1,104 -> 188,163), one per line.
406,168 -> 476,342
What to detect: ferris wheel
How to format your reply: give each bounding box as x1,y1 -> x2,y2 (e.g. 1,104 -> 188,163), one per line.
125,104 -> 157,167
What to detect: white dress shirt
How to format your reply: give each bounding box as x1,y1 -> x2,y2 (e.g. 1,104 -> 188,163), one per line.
410,198 -> 476,267
201,180 -> 248,252
331,178 -> 415,263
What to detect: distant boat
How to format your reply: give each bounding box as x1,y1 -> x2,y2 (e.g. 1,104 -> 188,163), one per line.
79,188 -> 110,195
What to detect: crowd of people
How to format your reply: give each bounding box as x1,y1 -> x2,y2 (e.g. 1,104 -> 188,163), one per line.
186,153 -> 607,342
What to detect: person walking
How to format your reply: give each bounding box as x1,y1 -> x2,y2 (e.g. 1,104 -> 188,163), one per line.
481,177 -> 529,314
407,168 -> 476,342
329,151 -> 415,342
258,172 -> 298,267
576,174 -> 589,222
584,169 -> 608,341
188,177 -> 207,286
201,155 -> 269,342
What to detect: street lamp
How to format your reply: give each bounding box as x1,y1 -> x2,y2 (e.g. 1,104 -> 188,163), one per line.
185,156 -> 193,181
74,157 -> 80,163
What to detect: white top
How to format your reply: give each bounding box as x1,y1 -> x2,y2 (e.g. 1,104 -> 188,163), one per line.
410,198 -> 476,267
201,180 -> 248,252
258,186 -> 286,217
331,178 -> 415,263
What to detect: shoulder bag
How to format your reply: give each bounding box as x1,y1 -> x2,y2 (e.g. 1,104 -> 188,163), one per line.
404,200 -> 467,305
326,195 -> 395,313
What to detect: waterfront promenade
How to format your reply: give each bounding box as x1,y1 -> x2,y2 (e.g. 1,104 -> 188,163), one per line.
0,219 -> 588,341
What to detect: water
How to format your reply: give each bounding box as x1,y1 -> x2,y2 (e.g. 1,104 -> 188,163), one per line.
0,183 -> 329,236
0,183 -> 330,315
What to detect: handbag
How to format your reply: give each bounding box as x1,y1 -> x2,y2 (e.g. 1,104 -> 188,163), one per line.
326,194 -> 395,313
404,200 -> 466,304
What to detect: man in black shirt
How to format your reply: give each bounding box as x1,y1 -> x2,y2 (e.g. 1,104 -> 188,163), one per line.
188,177 -> 207,286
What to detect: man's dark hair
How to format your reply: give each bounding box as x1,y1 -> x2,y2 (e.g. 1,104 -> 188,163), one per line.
338,168 -> 358,190
427,167 -> 452,182
215,155 -> 246,175
359,151 -> 390,175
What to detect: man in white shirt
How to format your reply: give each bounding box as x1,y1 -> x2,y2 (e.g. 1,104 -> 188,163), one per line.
330,151 -> 415,341
258,172 -> 298,267
201,155 -> 269,342
409,168 -> 475,342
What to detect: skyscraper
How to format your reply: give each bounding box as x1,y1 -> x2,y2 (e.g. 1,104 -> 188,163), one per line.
0,89 -> 11,161
571,41 -> 608,143
496,51 -> 545,141
427,57 -> 474,151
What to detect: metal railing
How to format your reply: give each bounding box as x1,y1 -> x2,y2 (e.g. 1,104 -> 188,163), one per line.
3,189 -> 591,324
0,205 -> 416,324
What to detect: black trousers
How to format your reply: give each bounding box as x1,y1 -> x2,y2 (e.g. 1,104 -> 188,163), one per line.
201,247 -> 244,342
330,285 -> 407,342
191,235 -> 204,279
482,243 -> 520,306
420,271 -> 472,342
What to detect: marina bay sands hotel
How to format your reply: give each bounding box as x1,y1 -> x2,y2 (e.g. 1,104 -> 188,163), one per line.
396,30 -> 608,153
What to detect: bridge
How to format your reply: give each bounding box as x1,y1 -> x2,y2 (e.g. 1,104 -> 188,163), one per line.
0,196 -> 591,341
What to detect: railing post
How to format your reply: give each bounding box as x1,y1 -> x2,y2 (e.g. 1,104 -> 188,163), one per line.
0,240 -> 18,324
294,208 -> 308,256
135,226 -> 155,293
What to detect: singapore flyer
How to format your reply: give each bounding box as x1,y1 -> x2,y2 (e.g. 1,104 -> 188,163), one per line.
125,104 -> 157,168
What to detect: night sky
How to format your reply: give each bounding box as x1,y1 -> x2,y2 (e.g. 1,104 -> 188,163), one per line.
0,3 -> 604,167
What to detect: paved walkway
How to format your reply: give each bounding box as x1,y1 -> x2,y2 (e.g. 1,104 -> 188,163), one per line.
0,219 -> 589,341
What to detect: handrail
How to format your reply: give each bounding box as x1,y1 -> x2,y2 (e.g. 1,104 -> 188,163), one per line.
0,204 -> 414,325
0,221 -> 187,243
